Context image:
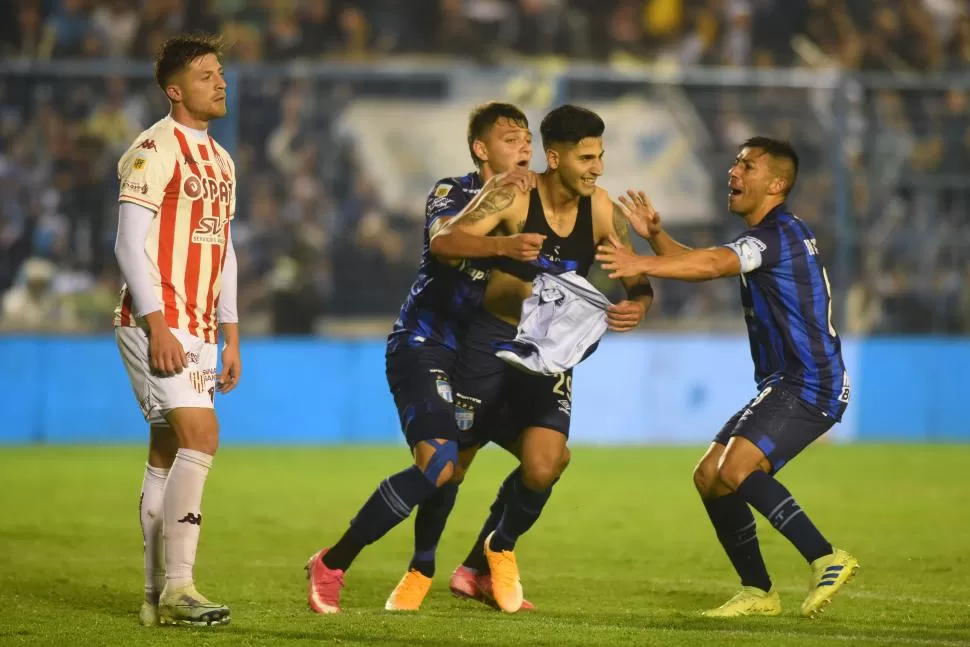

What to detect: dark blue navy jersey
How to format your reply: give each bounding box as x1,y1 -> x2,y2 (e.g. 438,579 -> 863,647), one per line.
722,204 -> 850,420
388,172 -> 492,352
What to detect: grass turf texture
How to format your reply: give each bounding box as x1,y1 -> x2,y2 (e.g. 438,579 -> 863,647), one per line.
2,445 -> 969,646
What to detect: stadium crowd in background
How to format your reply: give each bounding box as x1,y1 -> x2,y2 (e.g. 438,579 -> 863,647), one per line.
1,0 -> 969,335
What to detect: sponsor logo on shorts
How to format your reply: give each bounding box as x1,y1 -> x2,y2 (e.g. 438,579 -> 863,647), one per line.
189,368 -> 216,394
436,379 -> 453,403
751,386 -> 773,407
455,392 -> 480,406
557,399 -> 571,416
185,351 -> 200,365
455,406 -> 474,432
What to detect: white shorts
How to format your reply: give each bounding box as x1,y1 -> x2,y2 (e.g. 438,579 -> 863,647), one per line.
115,326 -> 218,425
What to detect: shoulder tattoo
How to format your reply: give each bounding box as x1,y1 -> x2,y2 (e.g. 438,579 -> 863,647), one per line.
464,187 -> 515,224
612,202 -> 631,246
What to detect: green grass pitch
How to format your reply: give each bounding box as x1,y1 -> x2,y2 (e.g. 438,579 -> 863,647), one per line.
2,444 -> 969,646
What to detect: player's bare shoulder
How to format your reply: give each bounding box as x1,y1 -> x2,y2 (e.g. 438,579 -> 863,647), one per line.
589,186 -> 627,244
589,186 -> 614,217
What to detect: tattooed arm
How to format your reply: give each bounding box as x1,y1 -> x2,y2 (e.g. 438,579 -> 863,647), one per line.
611,202 -> 654,312
430,186 -> 544,261
593,193 -> 654,330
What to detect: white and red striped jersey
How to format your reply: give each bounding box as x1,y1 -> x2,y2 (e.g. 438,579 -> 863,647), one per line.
113,115 -> 236,343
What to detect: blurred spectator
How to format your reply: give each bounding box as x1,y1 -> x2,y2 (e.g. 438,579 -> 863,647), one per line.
129,0 -> 183,60
91,0 -> 139,58
945,13 -> 970,69
846,254 -> 885,335
264,6 -> 304,61
334,4 -> 373,60
608,0 -> 647,58
434,0 -> 476,57
0,258 -> 78,331
39,0 -> 91,59
299,0 -> 339,58
0,1 -> 45,59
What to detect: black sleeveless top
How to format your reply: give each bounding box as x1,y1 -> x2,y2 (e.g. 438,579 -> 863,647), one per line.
495,188 -> 595,281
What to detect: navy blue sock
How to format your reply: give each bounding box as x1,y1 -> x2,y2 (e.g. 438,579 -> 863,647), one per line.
462,468 -> 520,573
704,494 -> 772,592
490,471 -> 552,552
323,466 -> 438,572
409,482 -> 459,578
736,470 -> 833,564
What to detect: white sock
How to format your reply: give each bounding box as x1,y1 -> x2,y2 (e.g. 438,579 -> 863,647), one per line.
162,448 -> 213,590
140,464 -> 169,603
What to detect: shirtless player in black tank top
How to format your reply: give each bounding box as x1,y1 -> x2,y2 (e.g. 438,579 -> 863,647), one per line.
429,105 -> 655,612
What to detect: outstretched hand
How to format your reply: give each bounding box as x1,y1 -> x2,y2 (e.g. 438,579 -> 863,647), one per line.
596,234 -> 647,280
616,190 -> 662,240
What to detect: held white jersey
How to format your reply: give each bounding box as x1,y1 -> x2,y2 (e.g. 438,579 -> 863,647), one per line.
113,115 -> 236,343
494,271 -> 613,375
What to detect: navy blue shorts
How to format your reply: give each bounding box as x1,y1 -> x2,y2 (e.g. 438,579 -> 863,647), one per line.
714,384 -> 835,473
453,312 -> 573,449
385,342 -> 460,448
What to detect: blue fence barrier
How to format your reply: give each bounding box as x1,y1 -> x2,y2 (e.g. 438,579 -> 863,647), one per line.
0,334 -> 962,445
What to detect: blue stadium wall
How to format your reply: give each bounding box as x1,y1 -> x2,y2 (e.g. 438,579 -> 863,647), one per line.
0,335 -> 965,444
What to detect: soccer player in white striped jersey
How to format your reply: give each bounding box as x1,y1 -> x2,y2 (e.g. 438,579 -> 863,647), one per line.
113,34 -> 239,627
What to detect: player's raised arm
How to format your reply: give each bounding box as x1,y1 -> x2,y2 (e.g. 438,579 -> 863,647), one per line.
598,231 -> 752,284
600,220 -> 785,283
597,239 -> 742,283
430,186 -> 544,261
615,190 -> 692,256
